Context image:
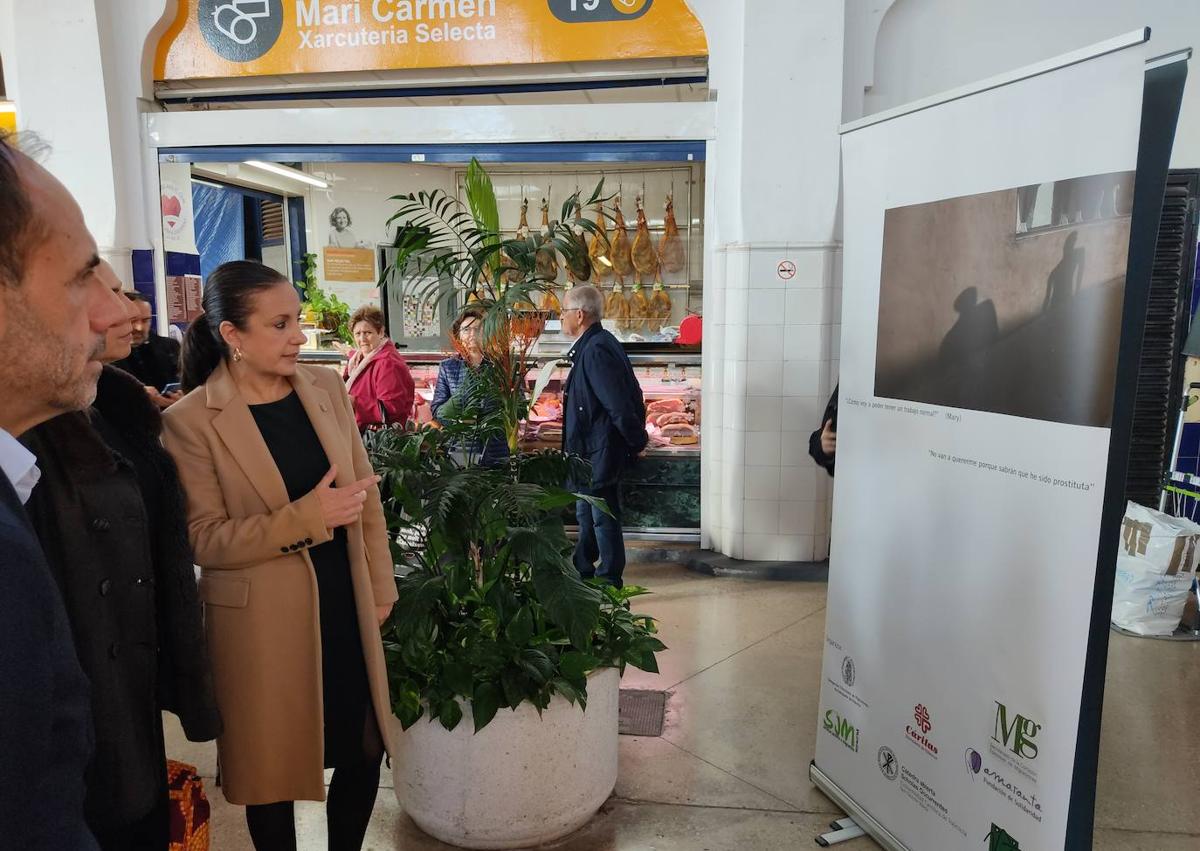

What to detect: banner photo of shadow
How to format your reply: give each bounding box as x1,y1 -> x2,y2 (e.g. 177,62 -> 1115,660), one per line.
875,172 -> 1134,428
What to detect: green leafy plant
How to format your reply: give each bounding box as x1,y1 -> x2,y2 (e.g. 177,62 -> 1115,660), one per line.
296,252 -> 352,343
384,159 -> 611,454
367,160 -> 662,733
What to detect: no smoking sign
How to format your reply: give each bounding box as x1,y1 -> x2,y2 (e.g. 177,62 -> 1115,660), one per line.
777,260 -> 797,281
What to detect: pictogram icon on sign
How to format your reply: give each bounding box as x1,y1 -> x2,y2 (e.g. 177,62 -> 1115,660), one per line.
199,0 -> 282,62
777,260 -> 796,280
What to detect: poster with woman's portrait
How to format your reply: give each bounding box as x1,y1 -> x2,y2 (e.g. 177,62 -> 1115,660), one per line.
327,206 -> 366,248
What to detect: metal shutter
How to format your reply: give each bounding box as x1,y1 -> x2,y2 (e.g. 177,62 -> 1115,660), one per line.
1125,171 -> 1200,507
260,199 -> 285,245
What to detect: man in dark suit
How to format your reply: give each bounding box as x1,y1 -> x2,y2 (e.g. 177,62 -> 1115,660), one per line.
561,284 -> 648,588
0,131 -> 128,849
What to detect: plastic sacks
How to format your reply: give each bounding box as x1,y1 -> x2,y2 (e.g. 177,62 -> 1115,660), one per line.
1111,501 -> 1200,636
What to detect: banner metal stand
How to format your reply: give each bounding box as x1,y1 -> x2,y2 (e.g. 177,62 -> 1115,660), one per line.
815,816 -> 865,846
809,762 -> 912,851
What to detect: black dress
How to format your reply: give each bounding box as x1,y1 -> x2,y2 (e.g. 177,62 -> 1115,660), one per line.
249,391 -> 372,768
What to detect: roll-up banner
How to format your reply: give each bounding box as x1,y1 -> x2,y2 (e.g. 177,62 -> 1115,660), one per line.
812,30 -> 1188,851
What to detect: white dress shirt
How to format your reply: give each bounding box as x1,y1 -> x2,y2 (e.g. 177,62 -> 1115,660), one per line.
0,428 -> 40,504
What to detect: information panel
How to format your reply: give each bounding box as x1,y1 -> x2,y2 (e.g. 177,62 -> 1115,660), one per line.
814,33 -> 1183,851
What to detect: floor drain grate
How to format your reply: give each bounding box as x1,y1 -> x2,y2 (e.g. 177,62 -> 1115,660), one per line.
619,689 -> 667,737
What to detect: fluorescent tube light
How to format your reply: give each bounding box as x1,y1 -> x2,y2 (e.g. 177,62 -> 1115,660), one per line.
244,160 -> 329,189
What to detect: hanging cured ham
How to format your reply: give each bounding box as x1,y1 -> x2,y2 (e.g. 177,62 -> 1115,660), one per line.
629,278 -> 650,334
510,200 -> 541,324
564,201 -> 592,284
504,199 -> 529,284
516,198 -> 531,241
588,204 -> 613,279
658,192 -> 685,274
535,197 -> 559,280
609,195 -> 634,280
606,279 -> 631,333
649,267 -> 672,331
631,194 -> 658,278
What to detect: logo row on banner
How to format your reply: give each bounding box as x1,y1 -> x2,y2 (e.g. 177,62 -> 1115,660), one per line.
155,0 -> 708,81
821,637 -> 1042,849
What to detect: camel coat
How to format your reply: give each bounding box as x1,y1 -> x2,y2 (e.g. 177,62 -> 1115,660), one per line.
162,362 -> 398,805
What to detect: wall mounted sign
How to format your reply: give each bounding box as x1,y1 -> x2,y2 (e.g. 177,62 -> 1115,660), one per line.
156,0 -> 708,82
159,162 -> 199,256
323,246 -> 377,281
166,274 -> 204,323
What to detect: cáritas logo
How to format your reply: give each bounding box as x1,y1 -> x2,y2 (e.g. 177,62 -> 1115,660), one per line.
993,701 -> 1041,761
823,709 -> 859,752
905,703 -> 938,757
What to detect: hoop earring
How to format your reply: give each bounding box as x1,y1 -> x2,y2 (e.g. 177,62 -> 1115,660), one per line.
233,348 -> 243,363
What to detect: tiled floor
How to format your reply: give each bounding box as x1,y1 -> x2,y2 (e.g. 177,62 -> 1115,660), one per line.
165,564 -> 1200,849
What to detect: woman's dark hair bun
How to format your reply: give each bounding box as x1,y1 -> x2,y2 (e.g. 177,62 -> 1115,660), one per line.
180,261 -> 289,392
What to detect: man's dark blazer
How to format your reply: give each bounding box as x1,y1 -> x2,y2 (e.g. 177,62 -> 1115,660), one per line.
563,322 -> 648,489
0,469 -> 98,849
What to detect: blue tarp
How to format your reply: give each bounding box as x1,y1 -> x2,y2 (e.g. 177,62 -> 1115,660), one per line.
192,182 -> 245,282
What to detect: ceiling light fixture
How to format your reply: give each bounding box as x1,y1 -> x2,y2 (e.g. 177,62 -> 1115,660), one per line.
244,160 -> 329,189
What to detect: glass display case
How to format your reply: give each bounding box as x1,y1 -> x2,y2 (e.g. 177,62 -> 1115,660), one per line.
405,349 -> 702,538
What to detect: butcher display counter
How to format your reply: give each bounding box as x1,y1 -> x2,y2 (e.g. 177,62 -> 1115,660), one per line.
298,347 -> 701,539
401,349 -> 702,540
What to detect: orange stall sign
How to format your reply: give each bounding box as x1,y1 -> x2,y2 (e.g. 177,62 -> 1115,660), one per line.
156,0 -> 708,82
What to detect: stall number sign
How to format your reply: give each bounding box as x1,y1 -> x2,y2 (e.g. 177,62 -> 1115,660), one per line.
157,0 -> 707,80
549,0 -> 652,22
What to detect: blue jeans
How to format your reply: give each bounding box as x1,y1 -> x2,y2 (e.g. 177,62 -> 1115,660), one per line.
573,482 -> 625,588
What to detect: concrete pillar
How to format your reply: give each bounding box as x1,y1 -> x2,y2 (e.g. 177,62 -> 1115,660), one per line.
694,0 -> 845,562
0,0 -> 168,287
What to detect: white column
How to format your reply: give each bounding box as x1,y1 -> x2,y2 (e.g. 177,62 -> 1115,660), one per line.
0,0 -> 167,286
696,0 -> 845,561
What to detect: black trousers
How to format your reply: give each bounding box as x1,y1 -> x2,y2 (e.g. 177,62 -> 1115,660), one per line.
93,788 -> 169,851
245,707 -> 385,851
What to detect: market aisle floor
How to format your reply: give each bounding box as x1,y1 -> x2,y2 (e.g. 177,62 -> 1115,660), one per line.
164,564 -> 1200,850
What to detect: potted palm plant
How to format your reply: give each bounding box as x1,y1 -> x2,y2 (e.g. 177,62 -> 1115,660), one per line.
366,160 -> 664,849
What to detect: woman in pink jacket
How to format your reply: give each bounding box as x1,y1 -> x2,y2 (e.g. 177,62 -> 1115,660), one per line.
342,306 -> 415,431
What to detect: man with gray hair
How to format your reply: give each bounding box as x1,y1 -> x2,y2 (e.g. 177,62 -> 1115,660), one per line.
0,130 -> 127,849
561,284 -> 647,587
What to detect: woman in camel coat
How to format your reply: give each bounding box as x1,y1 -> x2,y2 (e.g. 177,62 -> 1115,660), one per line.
163,261 -> 398,851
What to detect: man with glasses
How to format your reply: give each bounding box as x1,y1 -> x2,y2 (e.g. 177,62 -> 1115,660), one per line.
560,285 -> 647,588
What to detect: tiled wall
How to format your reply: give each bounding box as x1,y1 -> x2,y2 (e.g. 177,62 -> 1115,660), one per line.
703,242 -> 841,562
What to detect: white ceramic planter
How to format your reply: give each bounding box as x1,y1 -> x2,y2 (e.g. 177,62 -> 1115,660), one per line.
392,666 -> 620,849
